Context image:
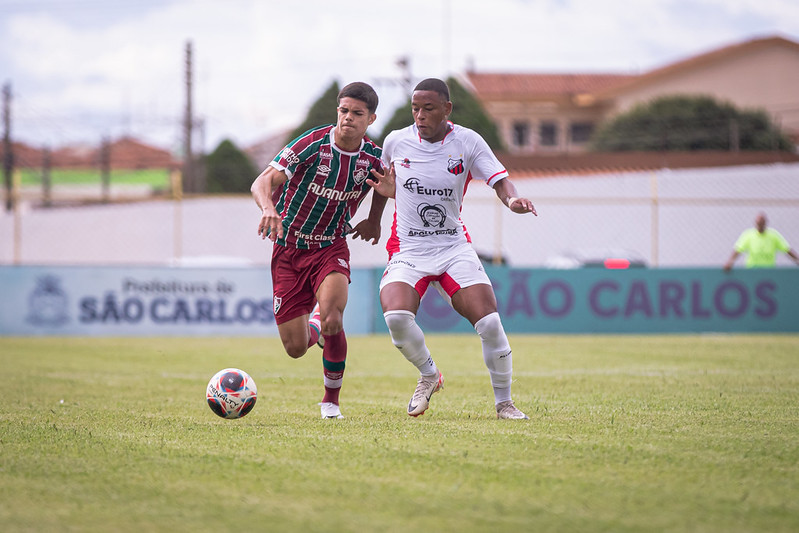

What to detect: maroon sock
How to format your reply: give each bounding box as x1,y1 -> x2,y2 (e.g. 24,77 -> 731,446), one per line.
322,330 -> 346,405
307,324 -> 320,348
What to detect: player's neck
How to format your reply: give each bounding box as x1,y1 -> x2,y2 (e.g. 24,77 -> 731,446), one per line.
333,126 -> 362,152
426,122 -> 452,144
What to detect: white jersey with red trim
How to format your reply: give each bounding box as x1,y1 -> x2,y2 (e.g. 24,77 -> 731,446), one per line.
381,122 -> 508,256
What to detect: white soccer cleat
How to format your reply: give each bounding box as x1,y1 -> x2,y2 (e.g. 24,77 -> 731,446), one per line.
320,402 -> 344,419
496,400 -> 529,420
407,371 -> 444,417
309,302 -> 324,348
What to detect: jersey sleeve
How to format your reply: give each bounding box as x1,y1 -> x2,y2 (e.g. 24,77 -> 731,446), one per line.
771,230 -> 791,252
380,130 -> 398,168
269,126 -> 328,179
733,230 -> 751,252
468,131 -> 508,187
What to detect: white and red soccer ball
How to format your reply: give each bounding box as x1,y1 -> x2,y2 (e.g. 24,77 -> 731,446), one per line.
206,368 -> 257,419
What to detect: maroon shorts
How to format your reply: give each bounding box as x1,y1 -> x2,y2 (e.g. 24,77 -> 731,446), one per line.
270,238 -> 351,325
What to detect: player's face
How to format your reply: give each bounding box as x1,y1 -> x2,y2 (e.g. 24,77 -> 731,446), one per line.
755,214 -> 767,233
335,97 -> 376,149
412,90 -> 453,143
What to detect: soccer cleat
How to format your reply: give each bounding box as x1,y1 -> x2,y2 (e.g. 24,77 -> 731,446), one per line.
320,401 -> 344,419
496,400 -> 529,420
309,303 -> 324,348
407,371 -> 444,417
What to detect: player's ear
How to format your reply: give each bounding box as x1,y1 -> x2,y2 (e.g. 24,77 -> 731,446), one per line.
368,113 -> 377,126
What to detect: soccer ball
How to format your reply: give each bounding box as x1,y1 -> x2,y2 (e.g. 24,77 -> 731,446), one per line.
206,368 -> 258,419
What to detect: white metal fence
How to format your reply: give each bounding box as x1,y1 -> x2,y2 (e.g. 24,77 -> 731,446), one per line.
2,163 -> 798,268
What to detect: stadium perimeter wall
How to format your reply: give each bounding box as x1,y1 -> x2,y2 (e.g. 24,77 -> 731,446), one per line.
2,265 -> 797,336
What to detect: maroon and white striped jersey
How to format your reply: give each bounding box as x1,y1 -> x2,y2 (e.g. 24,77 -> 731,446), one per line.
269,125 -> 382,249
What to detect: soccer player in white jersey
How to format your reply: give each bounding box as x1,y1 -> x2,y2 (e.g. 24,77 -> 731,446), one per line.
368,78 -> 537,420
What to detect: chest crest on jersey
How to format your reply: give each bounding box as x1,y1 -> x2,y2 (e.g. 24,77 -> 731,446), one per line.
353,167 -> 369,184
447,156 -> 464,175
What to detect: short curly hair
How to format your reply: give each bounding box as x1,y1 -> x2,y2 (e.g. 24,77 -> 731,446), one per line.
338,82 -> 379,114
414,78 -> 450,102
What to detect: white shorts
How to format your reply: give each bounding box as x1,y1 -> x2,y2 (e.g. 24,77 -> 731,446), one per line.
379,242 -> 492,299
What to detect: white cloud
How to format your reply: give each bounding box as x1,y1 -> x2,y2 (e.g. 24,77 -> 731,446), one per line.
1,0 -> 797,149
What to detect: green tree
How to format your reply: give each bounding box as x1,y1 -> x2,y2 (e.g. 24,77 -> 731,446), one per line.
591,95 -> 793,151
376,77 -> 504,150
375,99 -> 412,146
204,139 -> 257,194
447,76 -> 504,150
285,81 -> 340,145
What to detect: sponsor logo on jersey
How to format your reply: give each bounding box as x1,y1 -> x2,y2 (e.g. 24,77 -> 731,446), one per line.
416,203 -> 447,227
447,156 -> 464,175
403,177 -> 453,197
316,164 -> 331,178
273,296 -> 282,315
388,258 -> 416,268
407,228 -> 459,237
292,230 -> 336,242
280,148 -> 300,166
337,258 -> 349,269
400,158 -> 411,168
307,182 -> 362,201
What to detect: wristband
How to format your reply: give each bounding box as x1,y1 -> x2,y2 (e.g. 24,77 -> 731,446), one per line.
506,197 -> 519,208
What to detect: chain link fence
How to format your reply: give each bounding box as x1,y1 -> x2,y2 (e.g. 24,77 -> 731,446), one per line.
2,161 -> 797,269
462,162 -> 799,268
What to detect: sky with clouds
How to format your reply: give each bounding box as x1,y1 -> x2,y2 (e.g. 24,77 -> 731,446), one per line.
1,0 -> 798,153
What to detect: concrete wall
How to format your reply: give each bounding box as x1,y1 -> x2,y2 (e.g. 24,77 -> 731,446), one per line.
1,163 -> 798,269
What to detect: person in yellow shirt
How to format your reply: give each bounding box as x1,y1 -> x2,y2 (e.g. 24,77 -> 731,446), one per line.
724,212 -> 799,271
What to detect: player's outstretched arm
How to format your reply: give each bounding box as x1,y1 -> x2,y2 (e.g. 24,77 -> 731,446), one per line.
351,190 -> 388,245
494,178 -> 537,215
251,166 -> 288,241
723,250 -> 740,271
366,163 -> 396,199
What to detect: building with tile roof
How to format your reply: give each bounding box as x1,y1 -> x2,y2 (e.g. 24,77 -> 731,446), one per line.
464,35 -> 799,156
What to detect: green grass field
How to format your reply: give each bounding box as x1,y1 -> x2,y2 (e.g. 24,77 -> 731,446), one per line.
18,168 -> 170,189
2,335 -> 798,532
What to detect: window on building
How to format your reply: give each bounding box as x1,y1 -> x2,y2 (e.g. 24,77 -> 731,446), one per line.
540,122 -> 558,146
570,122 -> 595,144
512,121 -> 529,147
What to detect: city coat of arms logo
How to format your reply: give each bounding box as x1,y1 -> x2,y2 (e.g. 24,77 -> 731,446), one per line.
26,276 -> 69,326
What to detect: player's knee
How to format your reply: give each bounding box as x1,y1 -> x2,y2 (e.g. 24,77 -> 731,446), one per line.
384,310 -> 417,346
384,310 -> 416,333
283,339 -> 309,359
320,312 -> 343,337
474,312 -> 505,341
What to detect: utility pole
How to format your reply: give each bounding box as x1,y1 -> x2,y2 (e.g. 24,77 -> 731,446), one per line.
42,146 -> 52,207
3,82 -> 12,212
396,57 -> 413,93
182,41 -> 193,194
100,136 -> 111,203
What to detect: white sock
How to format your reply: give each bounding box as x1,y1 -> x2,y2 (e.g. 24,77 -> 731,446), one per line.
384,310 -> 438,376
474,312 -> 513,404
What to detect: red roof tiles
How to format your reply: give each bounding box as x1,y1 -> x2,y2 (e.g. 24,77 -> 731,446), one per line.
465,73 -> 637,99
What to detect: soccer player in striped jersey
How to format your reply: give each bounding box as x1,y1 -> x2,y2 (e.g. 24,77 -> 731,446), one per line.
367,78 -> 537,420
251,82 -> 387,419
